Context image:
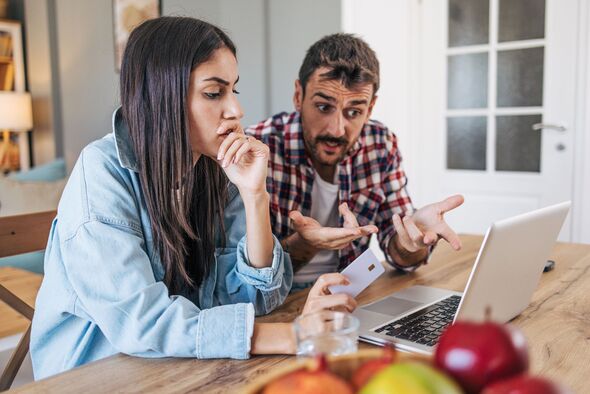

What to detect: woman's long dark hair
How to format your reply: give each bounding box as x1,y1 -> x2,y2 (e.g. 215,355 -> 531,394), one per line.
120,17 -> 235,294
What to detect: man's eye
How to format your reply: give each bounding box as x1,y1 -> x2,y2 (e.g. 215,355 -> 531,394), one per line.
204,92 -> 221,99
317,104 -> 332,113
346,109 -> 362,118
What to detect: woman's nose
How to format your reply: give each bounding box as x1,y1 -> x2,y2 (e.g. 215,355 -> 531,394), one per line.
224,94 -> 244,120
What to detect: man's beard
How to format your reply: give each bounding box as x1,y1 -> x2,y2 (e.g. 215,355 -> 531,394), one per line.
303,132 -> 350,166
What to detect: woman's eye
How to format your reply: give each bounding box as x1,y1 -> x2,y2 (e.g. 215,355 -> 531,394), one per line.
204,92 -> 221,99
232,89 -> 240,95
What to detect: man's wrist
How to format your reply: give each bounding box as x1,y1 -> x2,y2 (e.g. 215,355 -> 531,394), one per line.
389,233 -> 430,267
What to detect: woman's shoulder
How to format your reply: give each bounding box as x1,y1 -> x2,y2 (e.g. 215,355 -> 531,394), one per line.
57,133 -> 143,239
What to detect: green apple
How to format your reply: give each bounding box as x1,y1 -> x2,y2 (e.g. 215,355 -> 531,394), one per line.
360,361 -> 463,394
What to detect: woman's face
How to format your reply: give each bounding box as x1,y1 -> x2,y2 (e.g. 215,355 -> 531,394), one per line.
187,47 -> 243,161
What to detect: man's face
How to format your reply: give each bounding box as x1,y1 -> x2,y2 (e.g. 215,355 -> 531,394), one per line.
294,67 -> 376,167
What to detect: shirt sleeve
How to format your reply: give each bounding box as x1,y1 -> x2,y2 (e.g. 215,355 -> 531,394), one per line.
374,138 -> 428,273
61,220 -> 254,360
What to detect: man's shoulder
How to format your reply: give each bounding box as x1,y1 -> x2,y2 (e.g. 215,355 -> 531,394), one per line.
245,111 -> 297,140
362,119 -> 399,150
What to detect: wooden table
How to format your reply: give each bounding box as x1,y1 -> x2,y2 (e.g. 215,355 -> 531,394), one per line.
0,267 -> 42,339
12,235 -> 590,393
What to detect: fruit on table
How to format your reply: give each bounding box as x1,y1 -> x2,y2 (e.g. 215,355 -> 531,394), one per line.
359,361 -> 463,394
352,344 -> 397,389
434,321 -> 529,394
482,374 -> 572,394
262,354 -> 353,394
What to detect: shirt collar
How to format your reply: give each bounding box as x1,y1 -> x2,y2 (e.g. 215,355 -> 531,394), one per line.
112,107 -> 139,173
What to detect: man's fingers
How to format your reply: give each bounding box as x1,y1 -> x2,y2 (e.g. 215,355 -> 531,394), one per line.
359,225 -> 379,237
423,230 -> 439,245
437,224 -> 462,250
403,216 -> 425,245
393,214 -> 417,252
438,194 -> 464,214
339,203 -> 360,228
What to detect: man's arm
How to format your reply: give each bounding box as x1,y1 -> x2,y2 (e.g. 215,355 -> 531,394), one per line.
280,232 -> 319,272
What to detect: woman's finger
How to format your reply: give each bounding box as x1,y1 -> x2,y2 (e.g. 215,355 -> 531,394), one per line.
314,293 -> 357,313
221,137 -> 247,167
310,273 -> 349,297
216,119 -> 242,136
217,132 -> 241,161
232,138 -> 252,164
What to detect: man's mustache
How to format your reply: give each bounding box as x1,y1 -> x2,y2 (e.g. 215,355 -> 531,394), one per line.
315,135 -> 349,146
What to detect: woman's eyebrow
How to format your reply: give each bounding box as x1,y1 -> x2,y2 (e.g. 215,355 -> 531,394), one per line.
202,76 -> 240,85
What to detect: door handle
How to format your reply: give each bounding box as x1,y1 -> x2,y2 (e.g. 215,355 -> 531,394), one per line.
532,123 -> 567,132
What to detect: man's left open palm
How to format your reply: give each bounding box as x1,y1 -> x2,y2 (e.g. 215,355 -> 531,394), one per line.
393,195 -> 464,253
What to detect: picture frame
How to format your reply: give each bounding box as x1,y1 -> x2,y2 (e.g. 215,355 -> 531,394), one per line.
113,0 -> 161,72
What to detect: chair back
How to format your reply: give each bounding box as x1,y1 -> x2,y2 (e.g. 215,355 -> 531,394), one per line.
0,210 -> 55,391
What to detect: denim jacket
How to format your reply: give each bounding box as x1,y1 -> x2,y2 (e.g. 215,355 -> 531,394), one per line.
30,109 -> 293,379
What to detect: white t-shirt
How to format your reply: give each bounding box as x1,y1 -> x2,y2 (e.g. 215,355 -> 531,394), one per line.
293,171 -> 340,283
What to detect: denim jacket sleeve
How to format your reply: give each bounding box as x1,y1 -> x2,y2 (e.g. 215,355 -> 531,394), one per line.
212,185 -> 293,316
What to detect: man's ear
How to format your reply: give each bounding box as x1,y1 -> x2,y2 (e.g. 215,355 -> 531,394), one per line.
293,80 -> 303,112
367,94 -> 378,119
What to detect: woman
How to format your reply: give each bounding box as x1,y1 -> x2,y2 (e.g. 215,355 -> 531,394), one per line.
30,17 -> 356,379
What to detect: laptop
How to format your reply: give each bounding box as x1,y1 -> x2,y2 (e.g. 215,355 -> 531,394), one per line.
353,201 -> 571,355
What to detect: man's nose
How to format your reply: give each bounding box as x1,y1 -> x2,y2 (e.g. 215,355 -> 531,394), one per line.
326,113 -> 346,137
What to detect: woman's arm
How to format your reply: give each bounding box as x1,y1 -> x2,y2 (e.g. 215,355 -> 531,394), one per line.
217,121 -> 274,268
250,273 -> 357,355
241,190 -> 274,268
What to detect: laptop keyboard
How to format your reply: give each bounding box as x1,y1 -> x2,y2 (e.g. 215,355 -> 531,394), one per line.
373,295 -> 462,347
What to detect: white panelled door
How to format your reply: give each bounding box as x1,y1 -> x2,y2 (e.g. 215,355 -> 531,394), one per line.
416,0 -> 577,240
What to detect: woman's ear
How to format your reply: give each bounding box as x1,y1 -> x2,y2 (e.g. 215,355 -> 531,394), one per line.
293,80 -> 303,112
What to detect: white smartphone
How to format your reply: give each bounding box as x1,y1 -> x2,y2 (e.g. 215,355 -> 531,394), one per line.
328,249 -> 385,298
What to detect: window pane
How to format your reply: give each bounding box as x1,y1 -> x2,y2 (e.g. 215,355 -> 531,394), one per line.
448,53 -> 489,109
497,47 -> 544,107
496,115 -> 542,172
499,0 -> 545,42
447,116 -> 487,170
448,0 -> 490,47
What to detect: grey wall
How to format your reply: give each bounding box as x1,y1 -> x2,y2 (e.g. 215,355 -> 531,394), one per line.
268,0 -> 342,115
24,0 -> 343,170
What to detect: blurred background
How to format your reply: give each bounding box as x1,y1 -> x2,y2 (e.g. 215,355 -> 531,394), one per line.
1,0 -> 589,243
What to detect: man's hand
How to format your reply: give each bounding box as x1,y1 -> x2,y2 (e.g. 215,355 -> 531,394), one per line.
289,203 -> 378,250
393,194 -> 464,254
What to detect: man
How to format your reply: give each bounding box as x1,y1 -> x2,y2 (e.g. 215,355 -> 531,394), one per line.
247,33 -> 463,290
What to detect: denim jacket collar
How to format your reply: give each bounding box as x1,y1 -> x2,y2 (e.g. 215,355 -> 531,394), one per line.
112,107 -> 139,173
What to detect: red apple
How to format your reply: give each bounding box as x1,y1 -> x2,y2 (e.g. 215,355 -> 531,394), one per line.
434,321 -> 529,394
482,374 -> 572,394
262,354 -> 354,394
351,344 -> 397,389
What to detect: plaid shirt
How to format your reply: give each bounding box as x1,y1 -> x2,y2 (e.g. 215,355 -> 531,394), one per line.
246,111 -> 419,272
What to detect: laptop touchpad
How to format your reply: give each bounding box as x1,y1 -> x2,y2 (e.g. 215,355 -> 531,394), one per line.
363,297 -> 423,317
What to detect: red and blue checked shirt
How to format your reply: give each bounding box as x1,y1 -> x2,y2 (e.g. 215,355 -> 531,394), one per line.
246,111 -> 420,272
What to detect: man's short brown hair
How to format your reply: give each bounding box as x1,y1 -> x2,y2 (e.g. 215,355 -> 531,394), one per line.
298,33 -> 380,95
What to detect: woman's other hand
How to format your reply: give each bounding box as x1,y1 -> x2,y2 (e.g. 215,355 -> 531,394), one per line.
216,119 -> 269,196
301,273 -> 357,315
